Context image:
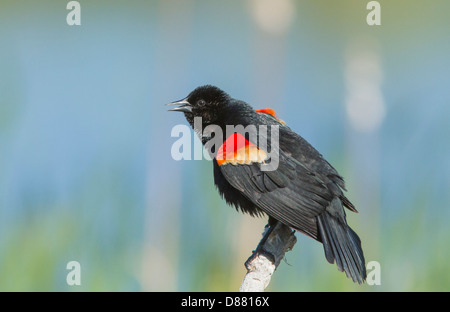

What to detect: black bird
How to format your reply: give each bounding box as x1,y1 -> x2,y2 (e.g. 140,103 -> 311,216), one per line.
168,85 -> 366,283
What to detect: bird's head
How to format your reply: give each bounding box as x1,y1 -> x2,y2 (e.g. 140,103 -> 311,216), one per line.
167,85 -> 230,128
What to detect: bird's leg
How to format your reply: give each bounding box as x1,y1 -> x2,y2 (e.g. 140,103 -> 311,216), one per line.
246,217 -> 278,266
256,219 -> 277,250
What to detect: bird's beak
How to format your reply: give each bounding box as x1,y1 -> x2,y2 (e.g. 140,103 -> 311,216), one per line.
166,98 -> 192,113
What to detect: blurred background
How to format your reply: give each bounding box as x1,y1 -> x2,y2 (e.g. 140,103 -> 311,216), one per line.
1,0 -> 449,291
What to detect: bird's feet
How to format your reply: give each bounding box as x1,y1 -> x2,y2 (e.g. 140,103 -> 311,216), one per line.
245,244 -> 276,270
244,223 -> 277,269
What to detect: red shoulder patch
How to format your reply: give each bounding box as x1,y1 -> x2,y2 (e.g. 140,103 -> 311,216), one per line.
256,108 -> 286,125
256,108 -> 278,117
216,133 -> 268,166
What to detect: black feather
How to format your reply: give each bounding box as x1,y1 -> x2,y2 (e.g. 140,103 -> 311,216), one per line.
172,85 -> 367,284
317,211 -> 366,284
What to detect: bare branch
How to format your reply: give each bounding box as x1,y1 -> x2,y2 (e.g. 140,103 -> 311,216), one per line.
239,222 -> 297,292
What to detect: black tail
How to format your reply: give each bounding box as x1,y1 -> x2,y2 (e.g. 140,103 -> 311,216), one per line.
317,212 -> 366,284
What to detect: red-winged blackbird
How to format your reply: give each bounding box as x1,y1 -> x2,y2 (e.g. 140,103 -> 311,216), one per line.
168,85 -> 366,284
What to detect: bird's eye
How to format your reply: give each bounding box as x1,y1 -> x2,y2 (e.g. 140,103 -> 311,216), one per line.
198,99 -> 206,106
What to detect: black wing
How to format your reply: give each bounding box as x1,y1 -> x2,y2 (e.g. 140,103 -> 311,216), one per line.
216,114 -> 366,283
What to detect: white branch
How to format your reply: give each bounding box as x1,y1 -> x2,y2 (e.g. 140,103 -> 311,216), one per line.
239,222 -> 297,292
